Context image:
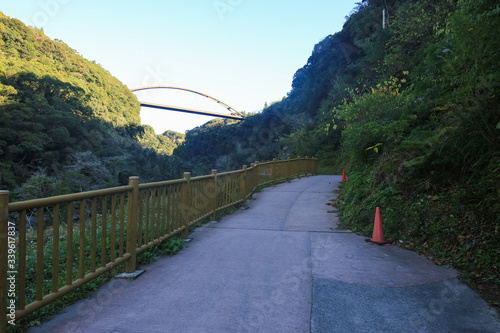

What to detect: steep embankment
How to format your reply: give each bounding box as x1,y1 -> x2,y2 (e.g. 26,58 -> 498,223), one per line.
175,0 -> 500,308
327,0 -> 499,307
0,13 -> 184,198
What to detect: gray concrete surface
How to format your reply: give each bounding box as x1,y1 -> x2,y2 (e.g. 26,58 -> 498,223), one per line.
27,175 -> 500,333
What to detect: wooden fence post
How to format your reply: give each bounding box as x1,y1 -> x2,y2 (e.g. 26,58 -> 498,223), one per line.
181,172 -> 191,239
240,166 -> 247,204
210,170 -> 217,221
249,163 -> 255,199
297,157 -> 302,179
125,177 -> 139,274
286,157 -> 290,182
0,191 -> 8,329
274,161 -> 277,183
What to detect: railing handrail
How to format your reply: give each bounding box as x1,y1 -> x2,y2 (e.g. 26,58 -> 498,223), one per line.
137,178 -> 186,189
8,185 -> 134,212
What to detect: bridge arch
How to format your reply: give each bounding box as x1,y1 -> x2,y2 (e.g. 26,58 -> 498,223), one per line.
131,86 -> 245,120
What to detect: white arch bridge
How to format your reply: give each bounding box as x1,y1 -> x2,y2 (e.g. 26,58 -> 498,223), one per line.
131,86 -> 245,121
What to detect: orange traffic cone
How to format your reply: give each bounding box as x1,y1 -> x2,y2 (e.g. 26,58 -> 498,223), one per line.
342,170 -> 346,183
365,207 -> 391,245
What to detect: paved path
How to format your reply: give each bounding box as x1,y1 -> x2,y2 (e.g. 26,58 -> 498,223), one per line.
28,176 -> 500,332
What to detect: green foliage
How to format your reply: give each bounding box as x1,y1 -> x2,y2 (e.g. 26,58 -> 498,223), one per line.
136,126 -> 185,155
335,77 -> 418,167
136,235 -> 185,265
17,171 -> 67,200
383,0 -> 453,77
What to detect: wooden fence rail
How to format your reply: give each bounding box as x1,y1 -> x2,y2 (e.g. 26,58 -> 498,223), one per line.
1,157 -> 317,328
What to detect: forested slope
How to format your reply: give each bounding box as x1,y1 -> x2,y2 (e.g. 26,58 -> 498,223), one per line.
0,13 -> 184,199
175,0 -> 500,306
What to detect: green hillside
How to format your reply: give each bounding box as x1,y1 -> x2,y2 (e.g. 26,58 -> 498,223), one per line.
174,0 -> 500,306
0,12 -> 185,199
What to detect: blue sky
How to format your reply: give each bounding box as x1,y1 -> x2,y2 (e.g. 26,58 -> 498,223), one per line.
1,0 -> 359,133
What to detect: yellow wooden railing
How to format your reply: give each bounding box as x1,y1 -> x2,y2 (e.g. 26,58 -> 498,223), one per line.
0,157 -> 317,328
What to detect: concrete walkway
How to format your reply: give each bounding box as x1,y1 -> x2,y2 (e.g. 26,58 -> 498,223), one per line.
28,176 -> 500,333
